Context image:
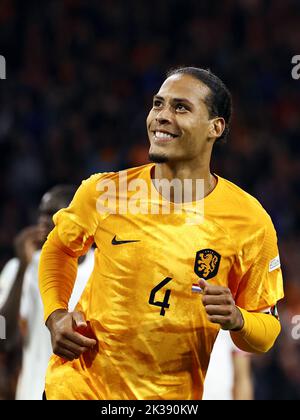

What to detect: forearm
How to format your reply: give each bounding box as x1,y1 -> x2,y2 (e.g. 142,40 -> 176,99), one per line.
232,353 -> 253,400
230,308 -> 281,354
38,228 -> 78,322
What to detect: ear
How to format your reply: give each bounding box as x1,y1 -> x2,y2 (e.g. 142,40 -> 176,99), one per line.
208,117 -> 225,141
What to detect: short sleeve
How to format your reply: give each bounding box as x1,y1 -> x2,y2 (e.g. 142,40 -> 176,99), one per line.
233,216 -> 284,311
52,173 -> 103,257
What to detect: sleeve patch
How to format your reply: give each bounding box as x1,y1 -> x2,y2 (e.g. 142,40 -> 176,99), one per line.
269,255 -> 280,272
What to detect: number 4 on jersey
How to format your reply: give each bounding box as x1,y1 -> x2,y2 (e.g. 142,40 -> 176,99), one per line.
149,277 -> 172,316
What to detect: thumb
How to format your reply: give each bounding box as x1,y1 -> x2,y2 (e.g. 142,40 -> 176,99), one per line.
72,311 -> 87,330
198,278 -> 208,291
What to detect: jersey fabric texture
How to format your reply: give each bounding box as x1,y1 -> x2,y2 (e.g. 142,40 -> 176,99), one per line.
41,163 -> 284,400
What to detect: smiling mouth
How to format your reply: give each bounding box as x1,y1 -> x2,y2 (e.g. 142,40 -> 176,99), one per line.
152,130 -> 179,141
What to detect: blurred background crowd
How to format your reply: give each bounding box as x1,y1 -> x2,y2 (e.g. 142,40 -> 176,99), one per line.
0,0 -> 300,399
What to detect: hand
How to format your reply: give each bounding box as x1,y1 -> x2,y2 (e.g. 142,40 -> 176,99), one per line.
14,225 -> 48,266
198,278 -> 244,331
46,309 -> 97,361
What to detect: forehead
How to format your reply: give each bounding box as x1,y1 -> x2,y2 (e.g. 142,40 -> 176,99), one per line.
156,73 -> 211,104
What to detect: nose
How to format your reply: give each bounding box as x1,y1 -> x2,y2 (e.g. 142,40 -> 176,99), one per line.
155,106 -> 173,124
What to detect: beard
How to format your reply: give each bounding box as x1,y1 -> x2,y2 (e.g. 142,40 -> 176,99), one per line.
148,152 -> 169,163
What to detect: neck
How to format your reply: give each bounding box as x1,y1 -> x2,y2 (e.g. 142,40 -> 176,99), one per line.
152,158 -> 216,202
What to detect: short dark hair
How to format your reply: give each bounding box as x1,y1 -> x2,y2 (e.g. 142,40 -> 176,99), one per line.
166,67 -> 232,143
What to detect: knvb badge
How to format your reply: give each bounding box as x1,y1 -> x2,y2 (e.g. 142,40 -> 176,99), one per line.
0,315 -> 6,339
0,55 -> 6,79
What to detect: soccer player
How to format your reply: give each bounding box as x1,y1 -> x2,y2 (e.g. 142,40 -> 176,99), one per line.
39,67 -> 284,400
0,186 -> 94,399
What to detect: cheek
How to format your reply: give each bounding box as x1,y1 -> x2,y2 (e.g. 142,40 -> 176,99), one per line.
191,120 -> 210,139
146,111 -> 154,130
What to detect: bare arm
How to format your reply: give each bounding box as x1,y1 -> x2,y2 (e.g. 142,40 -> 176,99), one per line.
232,352 -> 253,400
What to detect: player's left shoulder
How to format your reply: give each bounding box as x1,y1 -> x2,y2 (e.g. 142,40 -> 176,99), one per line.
93,163 -> 154,187
218,176 -> 274,229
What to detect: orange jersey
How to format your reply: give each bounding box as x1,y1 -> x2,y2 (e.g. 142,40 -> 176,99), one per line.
42,163 -> 283,399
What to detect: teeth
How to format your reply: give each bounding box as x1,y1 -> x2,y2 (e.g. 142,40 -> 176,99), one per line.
155,131 -> 174,139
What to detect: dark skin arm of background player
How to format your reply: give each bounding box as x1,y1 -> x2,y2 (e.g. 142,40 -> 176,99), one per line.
232,352 -> 253,400
0,226 -> 46,351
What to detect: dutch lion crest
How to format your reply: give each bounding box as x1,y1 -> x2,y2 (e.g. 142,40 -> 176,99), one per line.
194,249 -> 221,280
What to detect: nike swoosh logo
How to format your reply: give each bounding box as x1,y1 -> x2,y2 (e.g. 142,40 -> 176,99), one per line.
111,235 -> 141,245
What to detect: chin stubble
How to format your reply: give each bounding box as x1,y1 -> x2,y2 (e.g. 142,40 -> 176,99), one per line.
148,153 -> 169,163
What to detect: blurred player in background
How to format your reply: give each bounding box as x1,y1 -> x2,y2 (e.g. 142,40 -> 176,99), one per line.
203,330 -> 253,400
0,186 -> 94,399
0,205 -> 47,399
39,67 -> 284,400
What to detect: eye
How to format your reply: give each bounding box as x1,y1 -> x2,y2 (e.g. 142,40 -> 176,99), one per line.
153,99 -> 163,108
175,103 -> 188,112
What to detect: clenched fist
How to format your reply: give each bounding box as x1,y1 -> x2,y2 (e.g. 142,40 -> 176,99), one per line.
46,309 -> 97,361
198,278 -> 244,331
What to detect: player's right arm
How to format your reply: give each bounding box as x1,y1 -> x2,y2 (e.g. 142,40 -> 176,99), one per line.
45,309 -> 96,361
39,174 -> 102,361
39,230 -> 96,360
232,351 -> 253,400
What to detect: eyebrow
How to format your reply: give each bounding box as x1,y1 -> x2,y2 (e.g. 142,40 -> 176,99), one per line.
153,95 -> 194,107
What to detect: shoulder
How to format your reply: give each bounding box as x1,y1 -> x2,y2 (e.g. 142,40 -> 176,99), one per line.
83,164 -> 153,188
214,176 -> 277,251
217,176 -> 273,229
91,163 -> 153,183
